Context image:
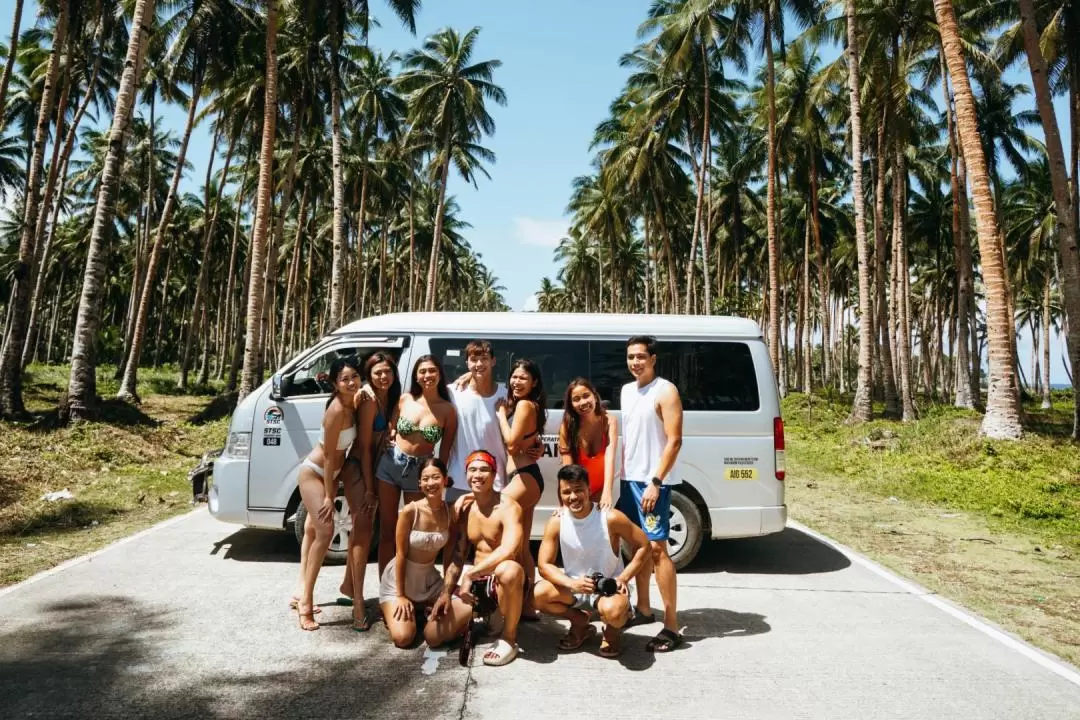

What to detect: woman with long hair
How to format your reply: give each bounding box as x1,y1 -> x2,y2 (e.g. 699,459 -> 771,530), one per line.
495,358 -> 547,620
338,351 -> 401,631
380,458 -> 452,648
293,356 -> 361,631
376,355 -> 457,575
558,377 -> 618,507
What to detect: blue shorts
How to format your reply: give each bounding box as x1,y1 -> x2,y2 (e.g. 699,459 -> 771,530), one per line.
616,480 -> 671,541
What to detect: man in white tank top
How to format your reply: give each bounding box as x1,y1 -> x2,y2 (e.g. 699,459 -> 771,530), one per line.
533,465 -> 650,658
615,335 -> 684,652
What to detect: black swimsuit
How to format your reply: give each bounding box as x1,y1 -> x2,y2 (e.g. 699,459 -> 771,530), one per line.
507,404 -> 544,493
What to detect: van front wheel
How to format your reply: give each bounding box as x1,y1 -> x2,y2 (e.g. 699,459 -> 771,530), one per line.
667,489 -> 703,571
292,490 -> 351,565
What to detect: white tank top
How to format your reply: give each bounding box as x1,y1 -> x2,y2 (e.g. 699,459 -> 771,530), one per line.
620,376 -> 677,484
558,506 -> 623,580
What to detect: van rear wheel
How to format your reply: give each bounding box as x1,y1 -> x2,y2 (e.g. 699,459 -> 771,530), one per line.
667,489 -> 703,571
292,490 -> 351,565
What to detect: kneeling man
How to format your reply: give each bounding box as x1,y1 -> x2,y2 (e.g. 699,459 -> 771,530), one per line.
425,450 -> 525,666
534,464 -> 651,658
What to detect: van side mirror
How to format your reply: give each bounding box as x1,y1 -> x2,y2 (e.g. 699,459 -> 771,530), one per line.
270,373 -> 285,401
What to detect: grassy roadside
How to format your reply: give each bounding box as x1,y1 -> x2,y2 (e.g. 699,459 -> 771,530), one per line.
783,392 -> 1080,667
0,364 -> 229,586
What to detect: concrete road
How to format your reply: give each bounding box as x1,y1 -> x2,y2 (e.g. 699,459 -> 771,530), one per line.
2,509 -> 1078,719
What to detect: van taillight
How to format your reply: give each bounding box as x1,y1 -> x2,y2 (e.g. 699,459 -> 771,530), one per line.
774,417 -> 786,481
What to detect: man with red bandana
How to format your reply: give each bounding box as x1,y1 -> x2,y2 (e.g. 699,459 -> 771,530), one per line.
424,450 -> 525,666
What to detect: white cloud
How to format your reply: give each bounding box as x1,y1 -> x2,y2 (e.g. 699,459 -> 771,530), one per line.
521,294 -> 540,312
513,217 -> 567,248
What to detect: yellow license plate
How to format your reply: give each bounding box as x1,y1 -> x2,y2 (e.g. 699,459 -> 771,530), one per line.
724,467 -> 758,480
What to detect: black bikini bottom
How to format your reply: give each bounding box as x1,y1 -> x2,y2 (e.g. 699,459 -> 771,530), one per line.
508,463 -> 544,494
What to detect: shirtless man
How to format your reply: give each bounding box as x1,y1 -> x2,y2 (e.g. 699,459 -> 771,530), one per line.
424,450 -> 525,666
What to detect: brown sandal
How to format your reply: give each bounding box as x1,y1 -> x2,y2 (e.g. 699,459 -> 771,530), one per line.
558,623 -> 597,651
297,603 -> 320,631
599,626 -> 622,658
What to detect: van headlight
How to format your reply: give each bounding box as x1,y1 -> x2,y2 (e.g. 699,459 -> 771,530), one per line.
223,432 -> 251,459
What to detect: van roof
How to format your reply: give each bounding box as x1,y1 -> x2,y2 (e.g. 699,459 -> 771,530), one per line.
333,312 -> 763,339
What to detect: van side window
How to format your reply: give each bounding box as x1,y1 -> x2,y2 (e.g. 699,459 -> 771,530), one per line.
589,340 -> 760,411
429,338 -> 587,410
286,347 -> 399,398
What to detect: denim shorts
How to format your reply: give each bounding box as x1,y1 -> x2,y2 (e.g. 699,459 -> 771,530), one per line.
376,445 -> 430,492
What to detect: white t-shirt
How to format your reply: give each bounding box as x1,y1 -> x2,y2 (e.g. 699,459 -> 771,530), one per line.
620,376 -> 679,485
447,382 -> 507,491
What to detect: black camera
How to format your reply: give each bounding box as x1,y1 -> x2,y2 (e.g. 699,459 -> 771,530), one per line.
587,572 -> 619,597
470,576 -> 498,616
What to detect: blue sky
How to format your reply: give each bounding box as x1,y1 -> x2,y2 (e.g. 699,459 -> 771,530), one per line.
3,0 -> 1073,382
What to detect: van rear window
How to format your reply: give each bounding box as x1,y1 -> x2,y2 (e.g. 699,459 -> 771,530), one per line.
590,341 -> 760,412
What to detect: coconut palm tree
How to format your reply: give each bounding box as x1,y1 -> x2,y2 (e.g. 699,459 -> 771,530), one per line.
64,0 -> 156,421
397,27 -> 506,311
933,0 -> 1023,439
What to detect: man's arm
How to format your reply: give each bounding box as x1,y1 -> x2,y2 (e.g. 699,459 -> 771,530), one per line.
441,502 -> 472,590
609,509 -> 651,586
653,384 -> 684,481
536,514 -> 576,590
467,501 -> 524,577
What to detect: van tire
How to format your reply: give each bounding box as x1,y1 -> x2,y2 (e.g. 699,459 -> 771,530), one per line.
668,489 -> 703,571
292,490 -> 349,565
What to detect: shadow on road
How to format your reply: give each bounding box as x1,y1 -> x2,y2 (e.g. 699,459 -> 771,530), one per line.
210,528 -> 299,563
0,594 -> 464,719
686,527 -> 851,575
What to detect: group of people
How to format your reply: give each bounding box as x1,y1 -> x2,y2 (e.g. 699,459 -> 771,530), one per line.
290,336 -> 684,666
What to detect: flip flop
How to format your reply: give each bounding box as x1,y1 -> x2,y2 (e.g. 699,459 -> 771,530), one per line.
482,639 -> 518,666
336,596 -> 355,607
645,627 -> 683,653
351,610 -> 376,632
599,627 -> 623,658
625,608 -> 656,628
288,598 -> 321,614
296,604 -> 320,631
558,623 -> 597,651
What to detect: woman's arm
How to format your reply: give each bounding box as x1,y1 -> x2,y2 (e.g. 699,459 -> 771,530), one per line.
394,503 -> 413,597
497,400 -> 536,454
321,404 -> 346,500
558,424 -> 573,466
438,404 -> 457,465
357,401 -> 378,500
602,414 -> 618,503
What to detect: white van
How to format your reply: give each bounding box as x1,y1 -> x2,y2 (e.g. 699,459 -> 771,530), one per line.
199,312 -> 786,569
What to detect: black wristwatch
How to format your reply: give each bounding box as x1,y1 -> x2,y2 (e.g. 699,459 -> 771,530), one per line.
650,476 -> 663,488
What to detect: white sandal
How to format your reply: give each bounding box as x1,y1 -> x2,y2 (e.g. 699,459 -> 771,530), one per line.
481,639 -> 518,666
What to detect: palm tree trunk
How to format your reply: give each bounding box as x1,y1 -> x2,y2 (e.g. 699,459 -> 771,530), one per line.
178,120 -> 229,390
278,185 -> 307,366
764,5 -> 781,379
425,133 -> 453,312
65,0 -> 153,421
45,265 -> 64,364
810,157 -> 830,385
684,45 -> 711,315
0,1 -> 68,417
940,46 -> 975,409
327,10 -> 346,329
0,0 -> 24,136
935,0 -> 1023,438
352,165 -> 369,316
21,64 -> 73,368
378,220 -> 387,314
238,0 -> 279,401
118,74 -> 204,401
874,115 -> 900,418
802,221 -> 812,392
894,136 -> 916,420
1042,277 -> 1052,409
1018,0 -> 1079,436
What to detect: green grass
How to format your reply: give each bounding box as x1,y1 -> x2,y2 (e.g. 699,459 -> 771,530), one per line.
1,363 -> 231,585
784,390 -> 1080,548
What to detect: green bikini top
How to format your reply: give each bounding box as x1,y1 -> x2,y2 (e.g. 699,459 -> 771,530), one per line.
396,416 -> 443,444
